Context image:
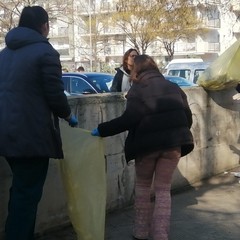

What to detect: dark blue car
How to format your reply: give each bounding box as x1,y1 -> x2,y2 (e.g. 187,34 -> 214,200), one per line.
164,75 -> 197,87
62,72 -> 113,95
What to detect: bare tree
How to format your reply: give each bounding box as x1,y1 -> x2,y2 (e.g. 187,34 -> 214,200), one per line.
112,0 -> 164,54
0,0 -> 111,71
0,0 -> 71,40
156,0 -> 205,60
112,0 -> 204,58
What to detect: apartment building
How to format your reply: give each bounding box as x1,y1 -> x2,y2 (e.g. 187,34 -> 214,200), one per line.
0,0 -> 239,71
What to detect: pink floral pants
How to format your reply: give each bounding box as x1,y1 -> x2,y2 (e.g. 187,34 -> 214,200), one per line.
133,147 -> 181,240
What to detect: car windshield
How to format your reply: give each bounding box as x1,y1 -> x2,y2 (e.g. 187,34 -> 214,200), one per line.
86,75 -> 113,93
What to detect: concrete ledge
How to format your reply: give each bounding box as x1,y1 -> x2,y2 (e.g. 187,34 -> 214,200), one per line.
1,86 -> 240,236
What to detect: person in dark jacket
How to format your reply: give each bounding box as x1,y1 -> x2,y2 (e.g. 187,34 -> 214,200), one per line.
110,48 -> 139,92
0,6 -> 78,240
91,55 -> 194,240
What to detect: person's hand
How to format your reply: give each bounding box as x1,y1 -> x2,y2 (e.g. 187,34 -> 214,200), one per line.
65,115 -> 78,127
68,116 -> 78,127
233,93 -> 240,100
91,128 -> 100,136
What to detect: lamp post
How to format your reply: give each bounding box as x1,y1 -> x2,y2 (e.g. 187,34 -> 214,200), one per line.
89,0 -> 93,71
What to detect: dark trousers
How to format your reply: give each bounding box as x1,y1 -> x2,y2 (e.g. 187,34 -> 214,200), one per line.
5,157 -> 49,240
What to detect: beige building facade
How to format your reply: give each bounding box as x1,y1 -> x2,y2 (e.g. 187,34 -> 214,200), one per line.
0,0 -> 240,71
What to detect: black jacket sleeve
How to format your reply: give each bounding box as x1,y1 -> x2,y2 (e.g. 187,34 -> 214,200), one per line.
110,68 -> 123,92
98,87 -> 145,136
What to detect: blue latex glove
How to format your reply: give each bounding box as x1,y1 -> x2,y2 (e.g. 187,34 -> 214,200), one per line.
91,128 -> 100,136
68,115 -> 78,127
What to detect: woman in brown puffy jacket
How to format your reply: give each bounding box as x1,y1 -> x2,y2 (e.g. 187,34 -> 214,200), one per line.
91,54 -> 194,240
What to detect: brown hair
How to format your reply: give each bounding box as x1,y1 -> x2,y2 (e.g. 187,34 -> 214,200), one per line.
122,48 -> 139,71
131,54 -> 159,82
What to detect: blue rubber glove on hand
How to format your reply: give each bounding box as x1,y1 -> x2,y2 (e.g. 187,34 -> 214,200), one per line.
68,115 -> 78,127
91,128 -> 100,136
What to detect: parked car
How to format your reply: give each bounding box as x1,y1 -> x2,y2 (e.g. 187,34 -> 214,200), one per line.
164,75 -> 197,87
62,72 -> 114,95
164,61 -> 210,83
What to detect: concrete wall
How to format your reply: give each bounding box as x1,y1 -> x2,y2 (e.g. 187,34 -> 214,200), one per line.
1,86 -> 240,237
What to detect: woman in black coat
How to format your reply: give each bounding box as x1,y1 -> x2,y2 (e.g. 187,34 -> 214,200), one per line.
0,6 -> 77,240
110,48 -> 139,92
92,55 -> 194,240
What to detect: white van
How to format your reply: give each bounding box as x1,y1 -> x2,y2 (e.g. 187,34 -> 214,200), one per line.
166,58 -> 203,66
165,59 -> 210,83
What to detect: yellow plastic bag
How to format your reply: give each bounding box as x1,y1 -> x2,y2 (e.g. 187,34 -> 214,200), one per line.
197,39 -> 240,90
60,122 -> 106,240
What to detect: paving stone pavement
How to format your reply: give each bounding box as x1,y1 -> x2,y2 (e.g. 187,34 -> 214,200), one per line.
36,166 -> 240,240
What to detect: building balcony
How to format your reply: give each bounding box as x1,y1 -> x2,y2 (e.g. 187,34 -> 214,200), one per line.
204,0 -> 221,4
49,33 -> 69,39
202,19 -> 220,29
79,31 -> 125,40
174,41 -> 220,54
208,42 -> 220,52
100,1 -> 117,12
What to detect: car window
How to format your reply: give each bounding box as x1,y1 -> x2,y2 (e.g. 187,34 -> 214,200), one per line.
193,69 -> 205,83
62,76 -> 71,92
168,69 -> 191,81
86,75 -> 113,93
70,77 -> 97,94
